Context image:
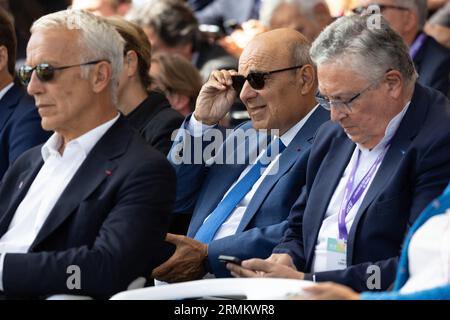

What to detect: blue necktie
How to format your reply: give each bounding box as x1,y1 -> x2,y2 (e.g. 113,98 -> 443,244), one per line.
194,138 -> 287,244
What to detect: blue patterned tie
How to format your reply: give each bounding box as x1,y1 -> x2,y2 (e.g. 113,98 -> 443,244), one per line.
194,138 -> 286,243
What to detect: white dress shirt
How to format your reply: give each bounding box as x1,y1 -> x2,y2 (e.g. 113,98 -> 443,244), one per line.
189,106 -> 319,240
0,114 -> 119,291
400,209 -> 450,294
311,103 -> 410,273
0,82 -> 14,102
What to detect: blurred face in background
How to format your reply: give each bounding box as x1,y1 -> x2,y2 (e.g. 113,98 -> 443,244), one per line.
71,0 -> 117,17
269,3 -> 321,41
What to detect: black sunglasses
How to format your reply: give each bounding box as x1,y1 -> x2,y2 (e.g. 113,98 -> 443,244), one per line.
18,60 -> 105,85
231,65 -> 303,94
352,4 -> 409,15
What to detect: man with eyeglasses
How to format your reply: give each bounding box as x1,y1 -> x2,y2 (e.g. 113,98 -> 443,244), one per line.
0,10 -> 176,299
354,0 -> 450,96
0,8 -> 50,181
151,28 -> 329,283
227,14 -> 450,292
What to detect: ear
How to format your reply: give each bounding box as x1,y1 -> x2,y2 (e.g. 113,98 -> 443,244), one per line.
124,50 -> 139,78
383,69 -> 403,99
0,46 -> 8,73
298,64 -> 316,95
91,61 -> 113,94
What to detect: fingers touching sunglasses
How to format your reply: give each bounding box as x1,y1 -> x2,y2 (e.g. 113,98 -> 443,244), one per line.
18,60 -> 106,85
231,65 -> 303,94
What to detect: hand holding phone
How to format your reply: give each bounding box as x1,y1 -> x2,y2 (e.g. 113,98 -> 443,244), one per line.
218,255 -> 242,265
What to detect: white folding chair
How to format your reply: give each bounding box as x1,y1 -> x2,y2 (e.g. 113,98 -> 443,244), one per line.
110,278 -> 313,300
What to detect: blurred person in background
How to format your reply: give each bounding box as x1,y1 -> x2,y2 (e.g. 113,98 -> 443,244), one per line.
107,17 -> 184,156
260,0 -> 333,41
150,52 -> 202,117
126,0 -> 237,82
354,0 -> 450,95
425,1 -> 450,50
71,0 -> 131,16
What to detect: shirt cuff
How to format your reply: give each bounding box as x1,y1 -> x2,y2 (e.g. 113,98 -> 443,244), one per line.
0,253 -> 5,291
187,113 -> 216,137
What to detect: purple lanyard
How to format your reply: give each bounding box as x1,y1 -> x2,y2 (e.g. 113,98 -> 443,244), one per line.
409,32 -> 427,59
337,144 -> 390,240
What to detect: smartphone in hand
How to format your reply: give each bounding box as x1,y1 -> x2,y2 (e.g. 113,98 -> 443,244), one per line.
218,255 -> 242,265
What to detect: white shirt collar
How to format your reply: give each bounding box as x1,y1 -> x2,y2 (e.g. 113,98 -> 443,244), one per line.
357,101 -> 411,152
0,82 -> 14,102
279,104 -> 320,147
41,113 -> 120,161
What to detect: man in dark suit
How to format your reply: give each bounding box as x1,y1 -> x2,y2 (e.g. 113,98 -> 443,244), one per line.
228,14 -> 450,292
0,8 -> 50,180
356,0 -> 450,95
151,28 -> 329,283
0,9 -> 175,299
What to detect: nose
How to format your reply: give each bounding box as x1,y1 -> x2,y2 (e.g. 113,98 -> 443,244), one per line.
330,105 -> 347,123
239,79 -> 257,103
26,69 -> 45,96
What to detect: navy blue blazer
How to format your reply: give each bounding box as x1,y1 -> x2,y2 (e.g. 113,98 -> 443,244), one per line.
414,35 -> 450,96
273,83 -> 450,292
0,82 -> 51,180
168,107 -> 329,277
0,117 -> 176,299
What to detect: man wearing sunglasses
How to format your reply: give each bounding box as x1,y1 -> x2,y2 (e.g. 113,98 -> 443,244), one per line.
0,8 -> 50,181
0,10 -> 176,299
228,13 -> 450,292
354,0 -> 450,96
152,28 -> 329,284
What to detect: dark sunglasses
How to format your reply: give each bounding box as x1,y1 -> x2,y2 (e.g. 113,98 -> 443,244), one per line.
352,4 -> 409,15
18,60 -> 105,85
231,65 -> 303,94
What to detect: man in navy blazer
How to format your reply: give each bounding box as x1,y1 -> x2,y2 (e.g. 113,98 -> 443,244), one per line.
227,14 -> 450,292
0,10 -> 175,299
0,8 -> 50,180
151,28 -> 329,283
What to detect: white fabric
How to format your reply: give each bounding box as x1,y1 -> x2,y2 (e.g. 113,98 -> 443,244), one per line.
311,102 -> 410,273
400,209 -> 450,294
0,82 -> 14,102
188,106 -> 319,240
0,114 -> 119,291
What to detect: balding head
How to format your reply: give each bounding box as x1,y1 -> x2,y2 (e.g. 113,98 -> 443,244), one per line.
243,28 -> 312,67
237,28 -> 318,135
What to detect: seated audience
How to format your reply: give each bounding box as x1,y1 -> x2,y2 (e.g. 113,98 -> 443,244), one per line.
227,14 -> 450,292
126,0 -> 237,82
301,182 -> 450,300
354,0 -> 450,96
0,9 -> 175,299
425,1 -> 450,50
151,28 -> 329,283
149,52 -> 203,117
107,17 -> 184,156
0,7 -> 50,180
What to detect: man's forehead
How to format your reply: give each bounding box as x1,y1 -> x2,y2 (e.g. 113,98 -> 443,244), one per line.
238,44 -> 285,73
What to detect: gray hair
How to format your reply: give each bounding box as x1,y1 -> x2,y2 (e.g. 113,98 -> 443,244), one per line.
259,0 -> 325,28
310,14 -> 417,85
30,9 -> 124,104
395,0 -> 428,31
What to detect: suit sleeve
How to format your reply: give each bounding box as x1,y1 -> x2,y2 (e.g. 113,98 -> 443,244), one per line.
2,158 -> 176,298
